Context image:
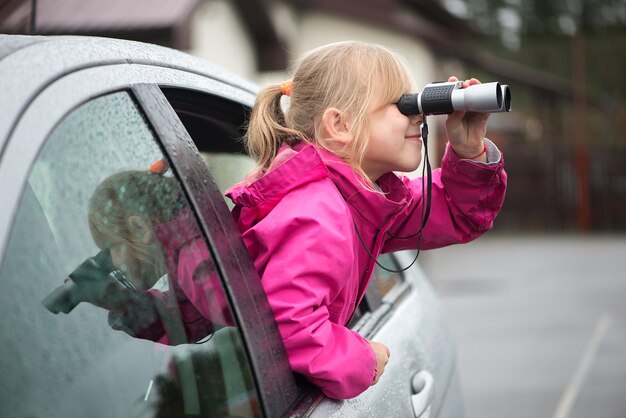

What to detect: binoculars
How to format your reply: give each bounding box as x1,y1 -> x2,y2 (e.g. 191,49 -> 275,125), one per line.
396,81 -> 511,116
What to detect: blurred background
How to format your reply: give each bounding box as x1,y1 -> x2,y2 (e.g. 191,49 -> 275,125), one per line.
2,1 -> 625,417
3,0 -> 625,232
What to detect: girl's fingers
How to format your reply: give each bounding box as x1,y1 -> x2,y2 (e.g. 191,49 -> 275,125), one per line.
460,78 -> 481,88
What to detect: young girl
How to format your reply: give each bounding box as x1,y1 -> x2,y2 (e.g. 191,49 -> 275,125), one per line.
225,41 -> 507,399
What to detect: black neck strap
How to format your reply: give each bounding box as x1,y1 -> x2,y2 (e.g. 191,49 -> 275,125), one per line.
355,116 -> 432,273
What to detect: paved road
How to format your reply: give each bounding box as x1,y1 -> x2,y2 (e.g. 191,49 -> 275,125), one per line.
419,234 -> 626,418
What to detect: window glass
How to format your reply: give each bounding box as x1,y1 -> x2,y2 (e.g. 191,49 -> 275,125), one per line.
202,153 -> 255,209
0,92 -> 260,418
372,253 -> 402,298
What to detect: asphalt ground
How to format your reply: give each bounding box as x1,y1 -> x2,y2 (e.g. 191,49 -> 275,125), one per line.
419,234 -> 626,418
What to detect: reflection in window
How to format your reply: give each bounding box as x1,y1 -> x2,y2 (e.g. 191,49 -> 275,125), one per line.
0,92 -> 260,417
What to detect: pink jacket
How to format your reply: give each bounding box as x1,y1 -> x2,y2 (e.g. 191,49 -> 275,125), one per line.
225,141 -> 507,399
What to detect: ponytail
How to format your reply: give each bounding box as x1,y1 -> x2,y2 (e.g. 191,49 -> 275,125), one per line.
245,41 -> 413,176
244,84 -> 305,170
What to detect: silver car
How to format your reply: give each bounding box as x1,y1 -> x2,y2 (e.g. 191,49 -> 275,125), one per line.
0,35 -> 463,418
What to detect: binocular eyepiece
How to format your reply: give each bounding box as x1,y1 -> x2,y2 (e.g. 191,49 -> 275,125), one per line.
396,81 -> 512,116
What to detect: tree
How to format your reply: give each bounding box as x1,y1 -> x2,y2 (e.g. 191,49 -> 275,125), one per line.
442,0 -> 626,231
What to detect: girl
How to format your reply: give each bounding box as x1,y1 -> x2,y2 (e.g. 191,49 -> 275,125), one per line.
225,41 -> 507,399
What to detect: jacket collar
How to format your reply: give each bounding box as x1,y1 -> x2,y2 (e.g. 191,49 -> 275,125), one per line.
226,142 -> 412,227
226,144 -> 329,219
314,144 -> 412,227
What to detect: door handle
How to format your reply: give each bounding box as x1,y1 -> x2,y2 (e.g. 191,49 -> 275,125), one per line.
411,370 -> 434,418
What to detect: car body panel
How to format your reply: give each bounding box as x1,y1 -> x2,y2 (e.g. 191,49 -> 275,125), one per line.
0,34 -> 256,151
310,251 -> 463,417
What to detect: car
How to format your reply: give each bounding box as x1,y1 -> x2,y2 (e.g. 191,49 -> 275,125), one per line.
0,34 -> 463,418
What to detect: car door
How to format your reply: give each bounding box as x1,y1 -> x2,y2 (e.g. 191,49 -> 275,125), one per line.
310,251 -> 465,418
0,41 -> 307,416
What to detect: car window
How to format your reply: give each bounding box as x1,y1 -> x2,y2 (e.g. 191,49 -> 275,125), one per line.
202,153 -> 255,209
348,253 -> 403,328
160,88 -> 256,207
156,86 -> 307,415
165,92 -> 405,336
0,92 -> 260,418
372,253 -> 402,298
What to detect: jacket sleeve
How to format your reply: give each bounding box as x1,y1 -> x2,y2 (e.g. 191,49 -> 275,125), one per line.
383,139 -> 507,252
241,190 -> 377,399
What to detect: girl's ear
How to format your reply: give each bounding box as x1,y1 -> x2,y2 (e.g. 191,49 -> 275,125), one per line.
320,107 -> 353,147
128,215 -> 154,245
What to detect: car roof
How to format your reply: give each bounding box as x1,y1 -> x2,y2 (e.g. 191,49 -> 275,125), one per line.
0,35 -> 47,60
0,34 -> 258,155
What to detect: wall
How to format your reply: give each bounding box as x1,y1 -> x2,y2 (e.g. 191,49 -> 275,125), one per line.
188,2 -> 456,177
188,0 -> 257,80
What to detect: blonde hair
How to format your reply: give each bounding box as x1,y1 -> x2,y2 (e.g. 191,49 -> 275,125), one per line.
245,41 -> 414,178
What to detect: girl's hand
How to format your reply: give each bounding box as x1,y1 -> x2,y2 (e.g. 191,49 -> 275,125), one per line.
445,76 -> 490,162
368,340 -> 390,385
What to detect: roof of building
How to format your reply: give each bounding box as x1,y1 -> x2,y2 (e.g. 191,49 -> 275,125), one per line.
1,0 -> 200,31
0,0 -> 572,94
0,0 -> 201,50
0,0 -> 472,71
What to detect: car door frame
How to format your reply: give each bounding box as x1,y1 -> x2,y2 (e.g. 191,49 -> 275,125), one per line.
131,82 -> 316,416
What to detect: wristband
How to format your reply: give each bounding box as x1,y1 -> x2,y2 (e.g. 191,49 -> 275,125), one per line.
465,145 -> 487,160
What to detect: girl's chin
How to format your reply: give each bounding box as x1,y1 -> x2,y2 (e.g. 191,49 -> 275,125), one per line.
396,161 -> 422,174
406,155 -> 423,171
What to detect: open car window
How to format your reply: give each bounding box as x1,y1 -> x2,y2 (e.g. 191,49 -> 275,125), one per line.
161,88 -> 406,339
160,87 -> 255,204
0,91 -> 261,418
348,253 -> 404,329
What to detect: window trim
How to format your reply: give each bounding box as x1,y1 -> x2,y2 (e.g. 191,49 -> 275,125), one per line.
131,83 -> 307,417
161,86 -> 249,155
351,253 -> 412,338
